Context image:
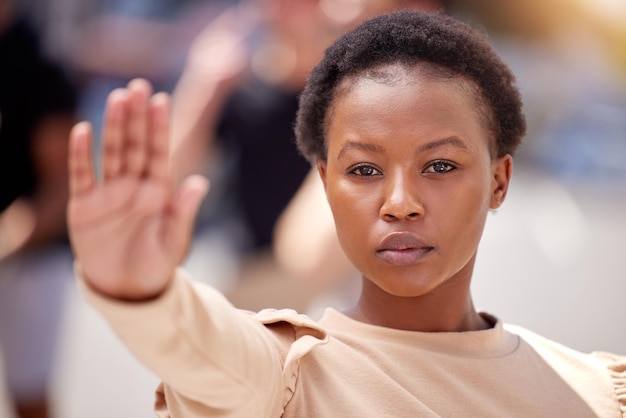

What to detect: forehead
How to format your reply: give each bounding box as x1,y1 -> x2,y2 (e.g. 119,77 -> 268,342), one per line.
326,63 -> 495,149
325,64 -> 494,154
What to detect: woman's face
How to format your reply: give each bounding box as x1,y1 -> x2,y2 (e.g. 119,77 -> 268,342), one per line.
318,64 -> 512,298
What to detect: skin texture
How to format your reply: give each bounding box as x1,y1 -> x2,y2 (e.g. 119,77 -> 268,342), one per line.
317,65 -> 512,332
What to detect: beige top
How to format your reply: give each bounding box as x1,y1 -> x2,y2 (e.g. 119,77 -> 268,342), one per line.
81,268 -> 626,417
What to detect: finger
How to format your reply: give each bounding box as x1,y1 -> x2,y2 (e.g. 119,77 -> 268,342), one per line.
125,78 -> 153,176
102,88 -> 128,180
69,122 -> 95,195
167,175 -> 210,260
148,92 -> 171,182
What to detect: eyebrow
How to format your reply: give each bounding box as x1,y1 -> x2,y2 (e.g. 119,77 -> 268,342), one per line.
337,136 -> 469,160
337,141 -> 385,160
418,136 -> 469,153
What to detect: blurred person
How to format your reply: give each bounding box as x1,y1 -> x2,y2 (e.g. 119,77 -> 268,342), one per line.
171,0 -> 445,311
0,2 -> 78,418
67,11 -> 625,416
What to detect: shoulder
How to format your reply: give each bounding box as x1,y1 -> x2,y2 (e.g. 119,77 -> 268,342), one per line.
251,308 -> 329,405
504,323 -> 612,367
504,323 -> 586,356
253,308 -> 328,347
252,308 -> 329,365
506,323 -> 626,416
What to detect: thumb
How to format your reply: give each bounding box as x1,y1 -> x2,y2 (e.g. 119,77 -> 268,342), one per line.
168,174 -> 210,261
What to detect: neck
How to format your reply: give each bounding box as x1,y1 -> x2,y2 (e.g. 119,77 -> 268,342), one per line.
346,273 -> 490,333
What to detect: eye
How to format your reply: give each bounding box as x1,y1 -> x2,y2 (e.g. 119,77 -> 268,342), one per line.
423,160 -> 456,174
348,164 -> 382,177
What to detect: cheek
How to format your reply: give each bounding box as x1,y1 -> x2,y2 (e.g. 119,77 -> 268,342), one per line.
451,184 -> 489,217
436,179 -> 491,245
328,182 -> 364,229
326,178 -> 378,251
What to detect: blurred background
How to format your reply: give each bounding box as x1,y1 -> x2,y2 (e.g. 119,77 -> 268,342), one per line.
0,0 -> 625,417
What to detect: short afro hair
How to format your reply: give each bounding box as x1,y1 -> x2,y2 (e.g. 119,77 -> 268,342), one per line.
295,10 -> 526,164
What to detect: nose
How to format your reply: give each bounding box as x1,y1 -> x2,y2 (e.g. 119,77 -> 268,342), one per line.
379,172 -> 424,222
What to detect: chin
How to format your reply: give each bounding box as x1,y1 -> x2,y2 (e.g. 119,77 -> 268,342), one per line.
370,270 -> 445,298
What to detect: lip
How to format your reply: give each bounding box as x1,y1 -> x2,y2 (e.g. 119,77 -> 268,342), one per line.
376,231 -> 433,266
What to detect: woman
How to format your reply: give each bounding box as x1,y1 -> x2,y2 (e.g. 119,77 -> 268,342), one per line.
67,10 -> 625,417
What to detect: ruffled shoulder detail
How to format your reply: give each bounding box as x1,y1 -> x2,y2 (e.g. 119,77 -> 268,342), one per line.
255,307 -> 327,339
254,308 -> 329,409
593,351 -> 626,417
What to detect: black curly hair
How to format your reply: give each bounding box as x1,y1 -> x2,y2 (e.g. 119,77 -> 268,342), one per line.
295,10 -> 526,164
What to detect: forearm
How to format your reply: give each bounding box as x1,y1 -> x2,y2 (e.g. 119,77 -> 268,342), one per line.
273,170 -> 356,290
170,71 -> 230,183
79,267 -> 284,412
169,6 -> 251,183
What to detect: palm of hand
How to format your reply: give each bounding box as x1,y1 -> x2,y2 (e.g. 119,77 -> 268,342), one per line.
68,79 -> 207,300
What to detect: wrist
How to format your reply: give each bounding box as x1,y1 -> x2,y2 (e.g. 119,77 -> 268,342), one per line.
76,263 -> 173,302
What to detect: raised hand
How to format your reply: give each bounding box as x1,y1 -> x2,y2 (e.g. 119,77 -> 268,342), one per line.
67,79 -> 208,300
170,5 -> 258,184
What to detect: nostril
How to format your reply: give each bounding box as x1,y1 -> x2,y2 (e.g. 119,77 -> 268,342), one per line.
382,211 -> 421,222
383,213 -> 397,222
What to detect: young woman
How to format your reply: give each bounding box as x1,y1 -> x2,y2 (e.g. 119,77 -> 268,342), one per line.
67,10 -> 625,417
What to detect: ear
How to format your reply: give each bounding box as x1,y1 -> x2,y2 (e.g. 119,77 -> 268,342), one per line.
490,154 -> 513,209
316,159 -> 328,192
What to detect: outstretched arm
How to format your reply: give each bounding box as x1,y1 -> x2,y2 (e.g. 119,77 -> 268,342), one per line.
67,78 -> 208,300
69,79 -> 287,415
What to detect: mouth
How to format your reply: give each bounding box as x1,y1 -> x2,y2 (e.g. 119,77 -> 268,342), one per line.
376,232 -> 433,266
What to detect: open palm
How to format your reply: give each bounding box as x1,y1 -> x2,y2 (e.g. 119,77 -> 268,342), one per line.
67,79 -> 207,300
